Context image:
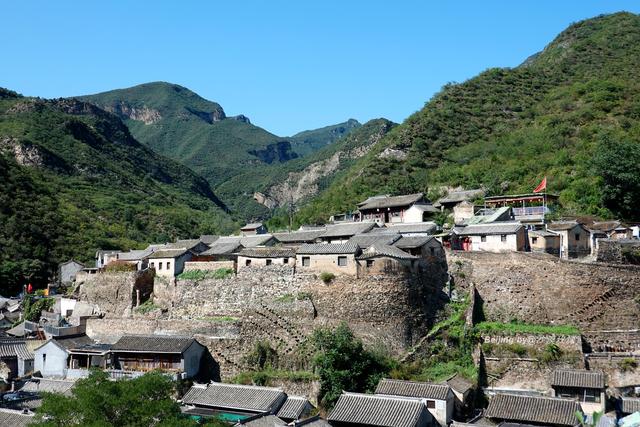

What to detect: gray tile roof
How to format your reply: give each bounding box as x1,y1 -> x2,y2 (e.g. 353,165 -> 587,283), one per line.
436,189 -> 485,205
485,393 -> 582,426
199,235 -> 220,244
551,369 -> 605,389
237,414 -> 287,426
0,409 -> 34,427
241,223 -> 264,230
182,383 -> 286,413
358,243 -> 418,260
170,239 -> 204,250
453,222 -> 523,236
296,243 -> 360,255
358,193 -> 425,210
117,248 -> 155,261
375,379 -> 451,400
273,230 -> 325,243
621,397 -> 640,414
393,236 -> 436,249
276,396 -> 312,420
203,241 -> 243,255
147,248 -> 190,259
547,221 -> 582,231
21,378 -> 76,395
237,248 -> 295,258
347,233 -> 401,248
328,392 -> 429,427
386,222 -> 438,234
320,222 -> 376,238
528,230 -> 558,238
54,334 -> 97,351
111,335 -> 198,354
292,416 -> 331,427
215,235 -> 276,248
0,342 -> 33,360
446,374 -> 474,394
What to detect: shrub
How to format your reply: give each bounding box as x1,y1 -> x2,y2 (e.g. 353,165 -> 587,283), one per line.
619,358 -> 638,372
541,343 -> 563,363
135,300 -> 159,314
104,261 -> 137,272
319,272 -> 335,284
246,341 -> 278,370
23,296 -> 54,322
177,268 -> 234,280
275,293 -> 295,303
212,268 -> 234,279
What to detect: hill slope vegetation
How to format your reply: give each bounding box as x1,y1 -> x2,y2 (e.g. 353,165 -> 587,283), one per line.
296,12 -> 640,223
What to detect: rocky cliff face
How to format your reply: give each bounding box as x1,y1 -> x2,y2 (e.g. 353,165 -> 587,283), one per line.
248,140 -> 299,164
99,101 -> 163,125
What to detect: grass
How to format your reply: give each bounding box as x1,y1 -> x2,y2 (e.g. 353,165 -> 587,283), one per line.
198,316 -> 238,323
319,272 -> 335,284
177,268 -> 234,281
135,300 -> 160,314
231,369 -> 318,387
475,321 -> 580,336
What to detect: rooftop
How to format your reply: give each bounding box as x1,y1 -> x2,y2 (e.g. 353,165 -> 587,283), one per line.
358,243 -> 418,260
21,378 -> 76,395
393,235 -> 436,249
358,193 -> 426,210
375,379 -> 451,400
241,223 -> 264,230
237,248 -> 295,258
237,414 -> 287,426
485,393 -> 582,426
297,243 -> 360,255
347,233 -> 401,249
273,230 -> 325,243
453,222 -> 523,236
436,189 -> 485,205
276,395 -> 312,420
0,409 -> 34,427
621,397 -> 640,414
321,222 -> 376,238
386,222 -> 438,234
147,248 -> 190,259
111,335 -> 198,354
551,369 -> 605,389
328,392 -> 429,427
202,241 -> 243,255
547,221 -> 583,231
182,382 -> 286,413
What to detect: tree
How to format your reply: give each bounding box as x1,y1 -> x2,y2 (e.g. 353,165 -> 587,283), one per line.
311,323 -> 393,410
32,370 -> 224,426
593,135 -> 640,220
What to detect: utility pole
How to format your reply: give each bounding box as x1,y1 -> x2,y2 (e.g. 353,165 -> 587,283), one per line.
288,194 -> 295,233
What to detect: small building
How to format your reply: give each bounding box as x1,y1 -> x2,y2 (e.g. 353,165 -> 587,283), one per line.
547,221 -> 591,259
357,244 -> 419,275
181,382 -> 287,421
484,193 -> 559,226
170,239 -> 211,255
328,392 -> 432,427
34,339 -> 72,378
357,193 -> 438,224
95,250 -> 118,269
619,397 -> 640,417
236,248 -> 296,271
110,335 -> 205,379
275,396 -> 314,422
588,221 -> 633,241
241,223 -> 268,236
375,378 -> 454,426
452,222 -> 526,252
551,369 -> 606,415
319,223 -> 377,244
296,244 -> 361,276
484,393 -> 583,427
0,340 -> 34,379
393,235 -> 445,259
385,222 -> 439,235
435,189 -> 485,211
528,230 -> 561,255
347,233 -> 401,250
58,260 -> 85,285
446,374 -> 474,416
147,249 -> 194,277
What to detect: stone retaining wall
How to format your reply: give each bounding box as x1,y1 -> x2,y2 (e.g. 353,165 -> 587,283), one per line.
183,261 -> 235,272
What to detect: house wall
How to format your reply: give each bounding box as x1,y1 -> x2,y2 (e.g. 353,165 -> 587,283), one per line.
556,226 -> 591,259
529,235 -> 560,254
359,257 -> 414,275
182,342 -> 205,378
18,357 -> 34,377
453,203 -> 476,225
150,253 -> 192,277
237,256 -> 295,272
60,262 -> 84,284
468,232 -> 522,253
404,205 -> 425,223
60,298 -> 77,317
428,396 -> 453,426
34,342 -> 68,378
295,254 -> 358,276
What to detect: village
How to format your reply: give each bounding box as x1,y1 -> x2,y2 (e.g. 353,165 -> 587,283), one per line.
1,187 -> 640,427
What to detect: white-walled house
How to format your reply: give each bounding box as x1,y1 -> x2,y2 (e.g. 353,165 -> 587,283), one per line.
34,340 -> 69,378
147,249 -> 193,277
452,222 -> 526,252
375,379 -> 454,426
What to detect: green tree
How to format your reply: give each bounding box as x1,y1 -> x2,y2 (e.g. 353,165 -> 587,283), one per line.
311,323 -> 393,410
32,370 -> 223,426
593,135 -> 640,220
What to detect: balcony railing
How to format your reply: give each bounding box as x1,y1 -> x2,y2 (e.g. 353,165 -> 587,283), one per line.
44,323 -> 86,337
512,206 -> 549,217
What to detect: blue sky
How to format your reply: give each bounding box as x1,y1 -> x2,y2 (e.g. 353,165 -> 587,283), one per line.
2,1 -> 639,136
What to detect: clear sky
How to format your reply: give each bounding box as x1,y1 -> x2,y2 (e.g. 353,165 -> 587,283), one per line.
2,1 -> 639,136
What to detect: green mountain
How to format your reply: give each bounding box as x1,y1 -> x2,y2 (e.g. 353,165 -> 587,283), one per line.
79,83 -> 362,219
0,88 -> 235,294
289,119 -> 361,156
295,12 -> 640,224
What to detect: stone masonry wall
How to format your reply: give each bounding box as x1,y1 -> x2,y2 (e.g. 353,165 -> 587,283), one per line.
596,239 -> 640,264
76,269 -> 154,317
183,261 -> 235,272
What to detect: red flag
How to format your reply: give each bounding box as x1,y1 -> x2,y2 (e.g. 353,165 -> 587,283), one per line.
533,177 -> 547,193
27,283 -> 33,294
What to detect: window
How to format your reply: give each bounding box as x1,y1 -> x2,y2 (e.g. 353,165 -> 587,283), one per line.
575,233 -> 580,241
266,259 -> 272,266
426,400 -> 435,409
166,262 -> 171,271
302,257 -> 310,267
150,262 -> 155,269
584,388 -> 601,403
430,247 -> 435,256
501,234 -> 507,242
337,256 -> 347,267
366,260 -> 374,268
532,237 -> 538,244
245,259 -> 251,266
481,235 -> 487,242
158,262 -> 163,270
283,258 -> 288,264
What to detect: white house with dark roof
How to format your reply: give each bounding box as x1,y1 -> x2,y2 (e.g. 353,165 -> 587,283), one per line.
147,248 -> 194,277
241,222 -> 268,236
485,393 -> 583,427
328,391 -> 433,427
110,335 -> 205,379
375,378 -> 454,426
318,223 -> 377,244
550,369 -> 606,415
296,244 -> 361,276
452,222 -> 526,252
357,193 -> 438,224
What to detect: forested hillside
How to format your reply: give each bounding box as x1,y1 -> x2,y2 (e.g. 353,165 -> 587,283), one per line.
295,12 -> 640,223
0,88 -> 235,294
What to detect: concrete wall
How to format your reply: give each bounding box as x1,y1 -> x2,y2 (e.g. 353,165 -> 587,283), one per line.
529,235 -> 560,254
237,256 -> 295,272
34,341 -> 68,378
184,260 -> 235,272
468,230 -> 525,252
295,254 -> 358,276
